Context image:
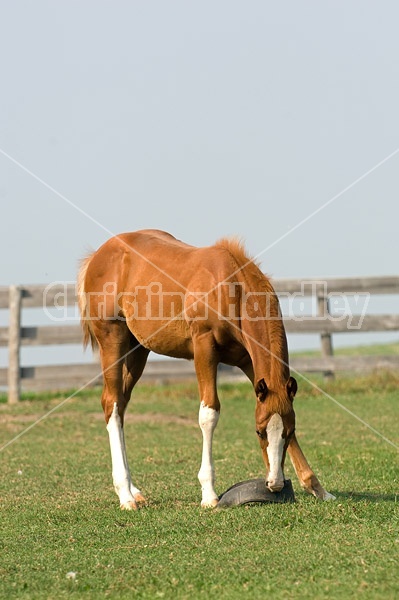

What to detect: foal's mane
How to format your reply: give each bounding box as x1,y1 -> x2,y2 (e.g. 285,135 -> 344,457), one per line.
215,237 -> 274,296
215,237 -> 290,391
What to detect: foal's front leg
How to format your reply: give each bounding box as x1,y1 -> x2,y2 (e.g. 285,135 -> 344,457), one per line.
288,434 -> 336,501
193,332 -> 220,508
198,401 -> 220,507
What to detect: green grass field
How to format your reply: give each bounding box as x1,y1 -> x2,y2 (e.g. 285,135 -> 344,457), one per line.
292,340 -> 399,358
1,372 -> 398,599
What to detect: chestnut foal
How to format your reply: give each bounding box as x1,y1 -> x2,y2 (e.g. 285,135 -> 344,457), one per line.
78,230 -> 335,509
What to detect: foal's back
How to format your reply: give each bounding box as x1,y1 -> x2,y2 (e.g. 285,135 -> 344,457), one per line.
88,229 -> 242,291
85,229 -> 240,358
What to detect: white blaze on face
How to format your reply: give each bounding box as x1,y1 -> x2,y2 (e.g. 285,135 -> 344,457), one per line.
266,413 -> 285,491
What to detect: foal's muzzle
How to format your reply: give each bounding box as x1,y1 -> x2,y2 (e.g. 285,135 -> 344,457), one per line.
266,478 -> 285,492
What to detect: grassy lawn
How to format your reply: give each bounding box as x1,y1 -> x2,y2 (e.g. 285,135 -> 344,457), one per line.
0,373 -> 398,599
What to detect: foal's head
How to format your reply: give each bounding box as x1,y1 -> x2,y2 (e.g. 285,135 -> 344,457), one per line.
254,377 -> 297,492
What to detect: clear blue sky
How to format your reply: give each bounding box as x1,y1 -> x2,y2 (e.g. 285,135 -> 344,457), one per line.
1,1 -> 398,363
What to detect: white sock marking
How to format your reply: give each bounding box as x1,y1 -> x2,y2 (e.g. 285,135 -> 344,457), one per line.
106,403 -> 136,507
198,401 -> 220,506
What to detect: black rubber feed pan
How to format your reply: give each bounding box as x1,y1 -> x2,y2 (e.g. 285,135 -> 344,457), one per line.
218,478 -> 295,508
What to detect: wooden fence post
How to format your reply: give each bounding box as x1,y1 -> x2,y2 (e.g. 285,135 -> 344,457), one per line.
317,287 -> 334,380
8,285 -> 22,403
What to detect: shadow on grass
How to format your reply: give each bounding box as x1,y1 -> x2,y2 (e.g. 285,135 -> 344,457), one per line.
331,490 -> 398,503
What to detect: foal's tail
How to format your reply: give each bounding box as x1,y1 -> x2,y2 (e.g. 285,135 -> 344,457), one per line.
77,253 -> 98,351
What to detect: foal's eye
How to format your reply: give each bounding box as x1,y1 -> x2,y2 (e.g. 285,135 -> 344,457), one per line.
256,430 -> 265,440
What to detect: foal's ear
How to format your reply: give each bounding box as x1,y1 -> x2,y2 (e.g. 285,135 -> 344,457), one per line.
286,376 -> 298,401
255,378 -> 269,402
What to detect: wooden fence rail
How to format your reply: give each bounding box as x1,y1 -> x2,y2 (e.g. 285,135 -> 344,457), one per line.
1,276 -> 399,401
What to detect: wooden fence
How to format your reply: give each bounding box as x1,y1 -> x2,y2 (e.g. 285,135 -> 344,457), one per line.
1,276 -> 399,402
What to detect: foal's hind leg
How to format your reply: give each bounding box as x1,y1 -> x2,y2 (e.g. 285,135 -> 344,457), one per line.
287,434 -> 336,501
94,322 -> 148,510
193,331 -> 220,508
122,343 -> 150,506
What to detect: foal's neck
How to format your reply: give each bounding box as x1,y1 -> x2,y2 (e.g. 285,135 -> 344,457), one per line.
242,316 -> 290,389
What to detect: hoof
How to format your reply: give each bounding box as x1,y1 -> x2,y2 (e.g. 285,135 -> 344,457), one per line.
322,491 -> 336,501
134,492 -> 147,506
120,500 -> 138,511
303,478 -> 336,502
201,498 -> 219,508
